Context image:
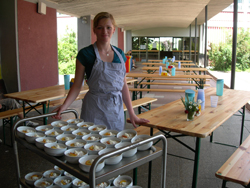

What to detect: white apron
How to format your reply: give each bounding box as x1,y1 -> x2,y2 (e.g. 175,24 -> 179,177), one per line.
80,43 -> 126,131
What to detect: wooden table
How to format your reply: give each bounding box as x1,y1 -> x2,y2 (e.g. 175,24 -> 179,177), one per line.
4,79 -> 137,124
135,87 -> 250,188
5,85 -> 89,124
142,62 -> 195,67
142,67 -> 207,75
148,60 -> 193,63
127,72 -> 211,88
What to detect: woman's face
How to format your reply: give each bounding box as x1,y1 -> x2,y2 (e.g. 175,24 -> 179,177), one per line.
94,18 -> 115,43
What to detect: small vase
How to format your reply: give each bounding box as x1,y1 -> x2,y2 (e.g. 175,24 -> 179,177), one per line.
187,111 -> 195,121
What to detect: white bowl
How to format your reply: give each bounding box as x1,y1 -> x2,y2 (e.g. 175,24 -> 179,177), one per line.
54,165 -> 64,175
56,134 -> 76,144
131,135 -> 153,151
96,181 -> 110,188
117,129 -> 137,142
77,122 -> 94,129
61,125 -> 78,134
99,129 -> 118,138
100,137 -> 121,148
17,126 -> 36,138
82,134 -> 102,143
67,119 -> 84,125
79,155 -> 105,173
44,143 -> 67,156
35,125 -> 53,133
34,178 -> 54,188
64,171 -> 76,180
43,169 -> 61,180
113,175 -> 133,187
64,148 -> 88,164
98,148 -> 123,165
51,120 -> 68,129
84,143 -> 106,155
54,176 -> 72,188
88,125 -> 107,134
72,129 -> 91,139
45,129 -> 63,138
65,139 -> 86,149
35,137 -> 57,149
25,172 -> 43,185
25,132 -> 45,144
72,178 -> 89,188
115,142 -> 137,158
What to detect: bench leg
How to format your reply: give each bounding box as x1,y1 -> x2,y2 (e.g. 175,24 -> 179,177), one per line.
3,117 -> 14,147
222,180 -> 227,188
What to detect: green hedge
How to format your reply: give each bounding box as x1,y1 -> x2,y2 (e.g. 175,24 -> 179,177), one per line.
208,29 -> 250,71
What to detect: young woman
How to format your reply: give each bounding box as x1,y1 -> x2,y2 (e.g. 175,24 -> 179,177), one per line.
53,12 -> 149,131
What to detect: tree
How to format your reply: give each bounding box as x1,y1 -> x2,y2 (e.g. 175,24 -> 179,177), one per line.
58,27 -> 77,75
208,29 -> 250,71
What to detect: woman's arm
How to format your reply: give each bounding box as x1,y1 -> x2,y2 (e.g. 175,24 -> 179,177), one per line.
121,77 -> 149,128
52,59 -> 85,119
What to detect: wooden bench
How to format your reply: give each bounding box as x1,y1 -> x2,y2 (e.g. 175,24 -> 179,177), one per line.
215,135 -> 250,188
129,88 -> 198,99
144,78 -> 210,82
1,104 -> 44,146
138,82 -> 210,87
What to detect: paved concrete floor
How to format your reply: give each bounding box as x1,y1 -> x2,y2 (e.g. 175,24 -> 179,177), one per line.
1,62 -> 250,188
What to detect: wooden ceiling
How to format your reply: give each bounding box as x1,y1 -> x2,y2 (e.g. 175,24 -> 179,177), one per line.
26,0 -> 233,30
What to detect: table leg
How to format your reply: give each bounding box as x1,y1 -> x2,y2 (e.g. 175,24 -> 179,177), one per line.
192,137 -> 201,188
133,168 -> 138,185
240,105 -> 245,145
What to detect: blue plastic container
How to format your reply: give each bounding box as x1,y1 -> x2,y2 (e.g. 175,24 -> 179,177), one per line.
178,61 -> 181,69
216,79 -> 224,96
162,59 -> 165,64
171,67 -> 176,76
197,89 -> 205,110
159,66 -> 162,75
185,89 -> 195,103
64,75 -> 70,90
166,62 -> 169,68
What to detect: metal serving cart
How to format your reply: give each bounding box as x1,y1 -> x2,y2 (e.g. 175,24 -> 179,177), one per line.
12,109 -> 167,188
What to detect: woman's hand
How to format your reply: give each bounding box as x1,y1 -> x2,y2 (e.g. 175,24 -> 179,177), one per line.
51,105 -> 67,119
127,114 -> 150,128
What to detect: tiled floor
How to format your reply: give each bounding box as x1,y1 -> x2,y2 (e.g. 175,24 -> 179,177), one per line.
1,62 -> 250,188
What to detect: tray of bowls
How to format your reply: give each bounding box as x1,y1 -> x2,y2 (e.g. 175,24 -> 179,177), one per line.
16,119 -> 163,187
23,167 -> 144,188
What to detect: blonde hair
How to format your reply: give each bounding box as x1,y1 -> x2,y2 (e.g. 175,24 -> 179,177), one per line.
93,12 -> 116,30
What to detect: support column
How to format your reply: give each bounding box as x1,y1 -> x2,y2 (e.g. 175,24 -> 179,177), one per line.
194,18 -> 197,65
125,30 -> 132,53
189,24 -> 192,60
204,5 -> 208,68
77,16 -> 91,50
231,0 -> 238,89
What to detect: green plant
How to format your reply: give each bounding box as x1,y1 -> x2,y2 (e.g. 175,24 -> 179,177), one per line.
208,28 -> 250,71
58,27 -> 77,75
181,94 -> 201,114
